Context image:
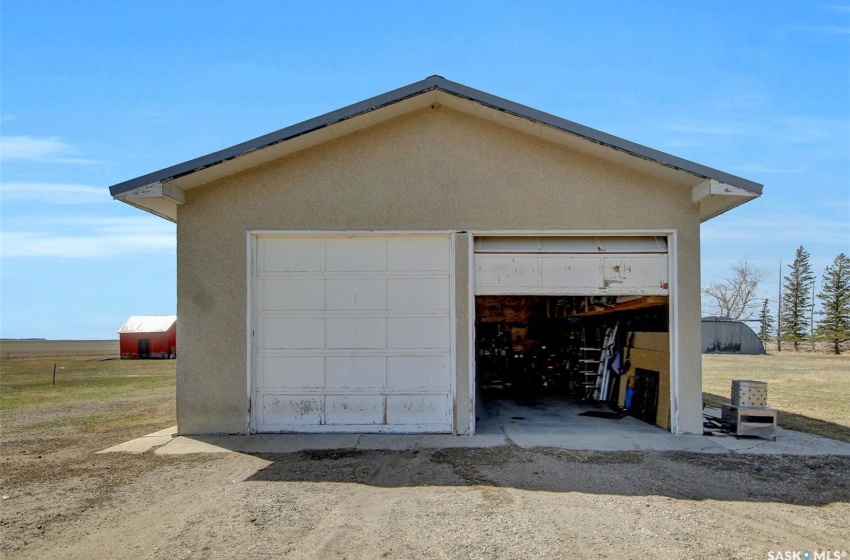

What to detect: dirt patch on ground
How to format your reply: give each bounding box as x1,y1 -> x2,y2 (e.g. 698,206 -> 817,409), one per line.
2,435 -> 849,559
2,355 -> 849,558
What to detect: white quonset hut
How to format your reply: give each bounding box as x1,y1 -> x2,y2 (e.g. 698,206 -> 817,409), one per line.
702,316 -> 766,355
109,76 -> 762,436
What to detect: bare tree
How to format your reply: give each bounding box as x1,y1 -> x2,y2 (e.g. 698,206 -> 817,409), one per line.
703,260 -> 767,320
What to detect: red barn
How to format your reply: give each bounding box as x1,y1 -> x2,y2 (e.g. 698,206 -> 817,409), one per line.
118,315 -> 177,359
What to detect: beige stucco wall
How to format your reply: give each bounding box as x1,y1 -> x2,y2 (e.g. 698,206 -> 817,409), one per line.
176,105 -> 703,435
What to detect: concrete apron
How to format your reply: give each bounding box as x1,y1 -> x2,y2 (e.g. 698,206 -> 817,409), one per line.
99,398 -> 850,456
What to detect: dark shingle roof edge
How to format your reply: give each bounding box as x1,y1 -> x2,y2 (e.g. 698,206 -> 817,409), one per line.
109,75 -> 763,197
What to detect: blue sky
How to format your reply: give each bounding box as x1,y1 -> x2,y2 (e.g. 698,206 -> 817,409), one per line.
1,1 -> 848,339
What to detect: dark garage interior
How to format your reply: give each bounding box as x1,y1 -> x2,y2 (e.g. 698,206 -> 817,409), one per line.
474,295 -> 671,430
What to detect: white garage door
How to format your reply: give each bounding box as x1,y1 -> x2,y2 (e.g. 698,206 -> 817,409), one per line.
474,236 -> 669,296
251,234 -> 453,433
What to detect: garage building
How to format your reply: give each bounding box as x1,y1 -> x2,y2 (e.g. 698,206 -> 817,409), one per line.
108,76 -> 762,436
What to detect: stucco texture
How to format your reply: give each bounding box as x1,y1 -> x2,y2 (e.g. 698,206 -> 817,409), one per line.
176,105 -> 702,435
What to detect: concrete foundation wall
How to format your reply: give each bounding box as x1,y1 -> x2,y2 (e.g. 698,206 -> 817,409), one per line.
176,105 -> 702,435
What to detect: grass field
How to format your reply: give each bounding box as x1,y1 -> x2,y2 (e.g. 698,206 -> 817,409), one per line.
0,339 -> 119,358
0,356 -> 175,437
702,352 -> 850,443
2,343 -> 847,443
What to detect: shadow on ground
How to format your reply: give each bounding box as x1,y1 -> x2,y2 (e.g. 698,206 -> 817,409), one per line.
244,445 -> 850,506
703,392 -> 850,444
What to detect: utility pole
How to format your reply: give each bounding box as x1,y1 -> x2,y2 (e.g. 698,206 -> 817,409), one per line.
777,258 -> 782,352
810,281 -> 816,351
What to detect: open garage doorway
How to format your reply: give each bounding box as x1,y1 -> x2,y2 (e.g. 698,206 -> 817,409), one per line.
471,235 -> 674,435
474,295 -> 671,434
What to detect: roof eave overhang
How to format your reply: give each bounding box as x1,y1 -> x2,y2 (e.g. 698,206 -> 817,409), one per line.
108,76 -> 763,223
692,178 -> 761,222
112,181 -> 184,222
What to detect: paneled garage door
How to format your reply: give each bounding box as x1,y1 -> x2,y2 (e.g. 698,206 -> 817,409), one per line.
474,236 -> 669,296
251,234 -> 453,433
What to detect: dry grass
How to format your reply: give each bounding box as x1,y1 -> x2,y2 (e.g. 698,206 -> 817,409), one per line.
702,352 -> 850,443
4,342 -> 847,444
0,356 -> 175,436
0,339 -> 119,358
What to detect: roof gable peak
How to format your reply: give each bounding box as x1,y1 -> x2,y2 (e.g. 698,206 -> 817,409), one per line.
109,76 -> 761,223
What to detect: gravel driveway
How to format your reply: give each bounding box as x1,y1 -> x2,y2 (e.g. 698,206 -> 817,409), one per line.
2,428 -> 849,559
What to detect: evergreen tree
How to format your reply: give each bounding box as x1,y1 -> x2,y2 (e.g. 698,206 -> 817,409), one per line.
815,253 -> 850,355
779,246 -> 815,351
757,298 -> 774,349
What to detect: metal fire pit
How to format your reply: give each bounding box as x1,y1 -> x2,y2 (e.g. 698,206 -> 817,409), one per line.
731,380 -> 768,407
721,404 -> 777,440
722,380 -> 776,439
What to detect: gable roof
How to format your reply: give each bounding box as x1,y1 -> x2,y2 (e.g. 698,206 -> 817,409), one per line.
109,75 -> 762,223
117,315 -> 177,334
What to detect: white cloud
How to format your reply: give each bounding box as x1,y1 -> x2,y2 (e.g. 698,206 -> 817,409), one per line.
820,197 -> 850,211
0,136 -> 70,161
702,216 -> 850,243
662,116 -> 846,145
661,139 -> 704,150
663,122 -> 750,137
0,182 -> 111,204
658,114 -> 849,175
62,216 -> 175,236
731,163 -> 806,175
0,216 -> 175,258
0,135 -> 101,164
